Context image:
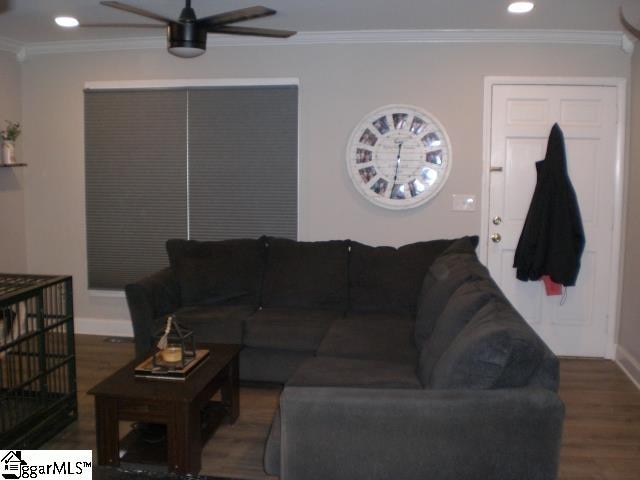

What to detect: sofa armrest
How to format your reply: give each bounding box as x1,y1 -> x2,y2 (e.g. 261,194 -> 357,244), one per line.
278,386 -> 564,480
125,268 -> 181,357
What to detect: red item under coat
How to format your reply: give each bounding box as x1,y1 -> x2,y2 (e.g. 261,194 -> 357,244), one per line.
542,275 -> 562,296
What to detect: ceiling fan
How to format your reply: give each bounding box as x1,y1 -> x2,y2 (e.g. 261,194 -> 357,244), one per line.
82,0 -> 296,58
620,1 -> 640,40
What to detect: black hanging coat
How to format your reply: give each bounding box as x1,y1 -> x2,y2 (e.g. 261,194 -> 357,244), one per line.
513,123 -> 585,286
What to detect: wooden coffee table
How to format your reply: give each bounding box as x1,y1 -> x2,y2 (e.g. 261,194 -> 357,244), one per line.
88,343 -> 241,475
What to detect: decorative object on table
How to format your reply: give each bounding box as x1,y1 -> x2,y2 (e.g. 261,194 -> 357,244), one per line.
346,104 -> 452,209
155,314 -> 194,368
134,349 -> 209,380
134,315 -> 209,379
0,120 -> 21,166
513,123 -> 585,295
74,0 -> 296,58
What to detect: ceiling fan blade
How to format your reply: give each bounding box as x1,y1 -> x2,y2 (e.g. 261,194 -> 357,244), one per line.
100,1 -> 172,24
80,23 -> 165,28
197,6 -> 276,27
209,25 -> 296,38
620,6 -> 640,40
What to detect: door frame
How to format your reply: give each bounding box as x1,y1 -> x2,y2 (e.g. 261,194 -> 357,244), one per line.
480,76 -> 627,359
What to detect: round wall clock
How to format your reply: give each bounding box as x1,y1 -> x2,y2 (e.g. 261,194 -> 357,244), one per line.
346,104 -> 452,210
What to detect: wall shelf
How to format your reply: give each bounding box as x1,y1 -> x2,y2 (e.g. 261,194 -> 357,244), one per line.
0,163 -> 27,167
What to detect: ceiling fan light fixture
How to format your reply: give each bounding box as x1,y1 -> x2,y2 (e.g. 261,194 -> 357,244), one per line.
508,1 -> 534,14
167,22 -> 207,58
168,46 -> 206,58
55,16 -> 80,28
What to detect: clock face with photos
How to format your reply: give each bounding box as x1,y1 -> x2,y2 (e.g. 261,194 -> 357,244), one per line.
346,104 -> 452,210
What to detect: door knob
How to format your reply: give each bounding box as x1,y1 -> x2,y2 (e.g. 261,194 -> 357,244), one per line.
492,216 -> 502,225
491,233 -> 502,243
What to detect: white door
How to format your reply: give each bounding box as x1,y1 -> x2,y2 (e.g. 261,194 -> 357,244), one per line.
486,84 -> 619,357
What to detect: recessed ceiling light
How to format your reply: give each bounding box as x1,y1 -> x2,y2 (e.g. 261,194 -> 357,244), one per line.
55,16 -> 80,28
508,1 -> 535,14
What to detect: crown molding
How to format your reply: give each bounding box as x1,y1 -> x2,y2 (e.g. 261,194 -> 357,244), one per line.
6,29 -> 632,59
24,35 -> 163,57
622,32 -> 636,54
0,35 -> 24,56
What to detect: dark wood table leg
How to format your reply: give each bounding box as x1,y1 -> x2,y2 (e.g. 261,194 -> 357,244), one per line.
222,356 -> 239,423
95,396 -> 120,467
167,401 -> 202,475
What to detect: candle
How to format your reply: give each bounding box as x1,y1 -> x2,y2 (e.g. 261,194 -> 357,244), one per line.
162,346 -> 183,363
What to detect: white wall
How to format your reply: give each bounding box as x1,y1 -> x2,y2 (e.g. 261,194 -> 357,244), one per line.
618,43 -> 640,386
18,42 -> 630,333
0,50 -> 26,273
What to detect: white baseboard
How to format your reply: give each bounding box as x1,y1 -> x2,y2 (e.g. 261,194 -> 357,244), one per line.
74,317 -> 133,338
615,345 -> 640,390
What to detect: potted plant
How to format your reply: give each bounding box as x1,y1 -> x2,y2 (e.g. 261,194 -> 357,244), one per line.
1,120 -> 21,165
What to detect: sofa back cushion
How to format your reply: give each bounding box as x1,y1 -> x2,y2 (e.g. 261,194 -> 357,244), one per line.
261,238 -> 349,310
526,345 -> 560,392
427,300 -> 546,389
416,236 -> 481,297
166,238 -> 265,306
348,239 -> 455,314
439,235 -> 480,255
414,249 -> 488,348
416,278 -> 502,385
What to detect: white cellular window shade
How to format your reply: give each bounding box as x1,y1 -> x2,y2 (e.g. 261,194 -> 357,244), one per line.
85,84 -> 298,290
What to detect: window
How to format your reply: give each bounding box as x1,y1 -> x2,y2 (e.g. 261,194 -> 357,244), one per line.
85,83 -> 298,290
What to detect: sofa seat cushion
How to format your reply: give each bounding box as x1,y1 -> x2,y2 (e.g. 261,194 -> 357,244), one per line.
261,238 -> 349,310
288,357 -> 421,389
166,238 -> 265,306
348,239 -> 455,314
173,304 -> 256,344
244,308 -> 341,352
417,278 -> 504,385
240,347 -> 312,383
414,251 -> 491,348
428,300 -> 546,389
317,312 -> 417,365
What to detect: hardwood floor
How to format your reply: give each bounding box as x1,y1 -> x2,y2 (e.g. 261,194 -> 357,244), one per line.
45,335 -> 640,480
557,358 -> 640,480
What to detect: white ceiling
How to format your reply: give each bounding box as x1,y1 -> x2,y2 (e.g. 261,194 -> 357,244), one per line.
0,0 -> 635,45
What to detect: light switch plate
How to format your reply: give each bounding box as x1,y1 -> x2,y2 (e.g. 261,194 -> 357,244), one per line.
452,194 -> 477,211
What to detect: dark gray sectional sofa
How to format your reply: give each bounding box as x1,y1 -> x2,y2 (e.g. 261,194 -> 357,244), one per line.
125,235 -> 564,480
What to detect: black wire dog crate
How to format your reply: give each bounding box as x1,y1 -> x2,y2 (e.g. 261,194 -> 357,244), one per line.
0,274 -> 77,448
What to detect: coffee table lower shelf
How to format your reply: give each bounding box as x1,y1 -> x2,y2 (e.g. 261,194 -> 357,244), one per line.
117,402 -> 229,472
